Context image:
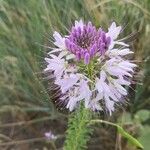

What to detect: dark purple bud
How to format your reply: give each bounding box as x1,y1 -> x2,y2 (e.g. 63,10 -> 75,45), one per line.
100,43 -> 106,55
106,36 -> 111,46
78,27 -> 81,35
92,27 -> 96,34
94,36 -> 98,42
76,51 -> 81,60
81,49 -> 85,58
74,30 -> 79,38
101,32 -> 106,42
65,39 -> 71,49
84,52 -> 90,64
97,38 -> 102,46
99,43 -> 105,50
72,44 -> 78,53
84,49 -> 88,55
70,44 -> 76,53
72,30 -> 78,38
83,25 -> 87,34
90,44 -> 97,57
87,26 -> 92,33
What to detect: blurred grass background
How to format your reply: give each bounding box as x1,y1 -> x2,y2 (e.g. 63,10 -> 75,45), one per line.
0,0 -> 150,149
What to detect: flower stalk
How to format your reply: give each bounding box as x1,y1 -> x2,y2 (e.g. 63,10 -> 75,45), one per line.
64,104 -> 92,150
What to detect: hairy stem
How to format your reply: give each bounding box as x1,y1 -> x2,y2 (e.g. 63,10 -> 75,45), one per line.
64,104 -> 92,150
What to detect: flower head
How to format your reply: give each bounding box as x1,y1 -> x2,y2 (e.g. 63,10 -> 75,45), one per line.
45,20 -> 136,115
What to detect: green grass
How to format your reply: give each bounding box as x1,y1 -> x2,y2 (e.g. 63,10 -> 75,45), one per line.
0,0 -> 150,149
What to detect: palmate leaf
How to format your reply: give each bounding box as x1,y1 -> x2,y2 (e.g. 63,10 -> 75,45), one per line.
90,119 -> 144,149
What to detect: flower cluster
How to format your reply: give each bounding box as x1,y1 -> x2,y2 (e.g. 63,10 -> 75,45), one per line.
65,21 -> 111,64
45,20 -> 136,115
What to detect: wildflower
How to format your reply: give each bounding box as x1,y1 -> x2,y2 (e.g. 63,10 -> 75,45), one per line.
45,131 -> 57,140
45,20 -> 136,115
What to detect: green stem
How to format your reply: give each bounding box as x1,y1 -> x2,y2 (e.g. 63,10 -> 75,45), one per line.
87,61 -> 93,80
64,104 -> 92,150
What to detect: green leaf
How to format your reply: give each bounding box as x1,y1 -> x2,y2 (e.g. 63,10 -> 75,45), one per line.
135,110 -> 150,122
90,119 -> 144,149
117,125 -> 144,149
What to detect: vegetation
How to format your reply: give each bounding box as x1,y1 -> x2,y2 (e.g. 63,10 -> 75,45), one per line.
0,0 -> 149,149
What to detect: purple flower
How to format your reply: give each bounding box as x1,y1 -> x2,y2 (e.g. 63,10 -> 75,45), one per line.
45,131 -> 57,140
44,20 -> 137,115
65,20 -> 111,64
